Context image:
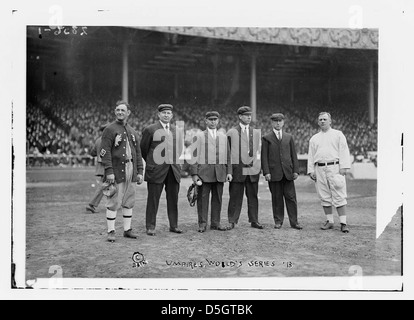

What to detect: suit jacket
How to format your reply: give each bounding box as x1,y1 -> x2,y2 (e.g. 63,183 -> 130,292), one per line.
190,130 -> 232,183
227,124 -> 261,183
261,130 -> 299,181
140,121 -> 182,184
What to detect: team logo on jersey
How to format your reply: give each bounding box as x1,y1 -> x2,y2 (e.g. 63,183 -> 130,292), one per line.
114,134 -> 122,147
100,149 -> 106,157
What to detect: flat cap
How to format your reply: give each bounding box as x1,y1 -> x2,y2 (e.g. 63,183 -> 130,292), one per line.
205,111 -> 220,119
270,113 -> 285,121
157,104 -> 173,112
237,106 -> 252,115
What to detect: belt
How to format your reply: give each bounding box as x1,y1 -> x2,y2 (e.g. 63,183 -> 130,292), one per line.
317,161 -> 339,166
125,159 -> 133,163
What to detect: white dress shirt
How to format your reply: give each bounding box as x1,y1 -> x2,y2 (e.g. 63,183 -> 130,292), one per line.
273,129 -> 282,140
207,127 -> 217,139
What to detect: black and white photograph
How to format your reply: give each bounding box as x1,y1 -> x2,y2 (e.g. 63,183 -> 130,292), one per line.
3,0 -> 413,300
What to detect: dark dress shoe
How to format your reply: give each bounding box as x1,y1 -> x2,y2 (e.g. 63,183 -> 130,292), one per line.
198,227 -> 206,233
291,224 -> 303,230
228,223 -> 235,229
146,229 -> 156,236
169,227 -> 183,234
210,226 -> 228,231
251,222 -> 264,229
274,224 -> 282,229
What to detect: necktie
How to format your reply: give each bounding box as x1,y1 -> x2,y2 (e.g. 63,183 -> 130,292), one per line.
165,123 -> 169,133
244,126 -> 249,153
277,131 -> 281,140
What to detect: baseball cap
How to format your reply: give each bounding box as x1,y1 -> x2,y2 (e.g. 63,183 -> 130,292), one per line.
237,106 -> 252,115
270,113 -> 285,121
205,111 -> 220,120
157,104 -> 173,112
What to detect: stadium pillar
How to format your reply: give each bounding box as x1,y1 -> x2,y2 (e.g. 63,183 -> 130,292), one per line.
212,54 -> 218,101
328,77 -> 332,104
88,66 -> 93,94
174,73 -> 179,98
368,61 -> 375,124
42,61 -> 46,91
250,53 -> 257,122
122,41 -> 129,103
133,70 -> 137,98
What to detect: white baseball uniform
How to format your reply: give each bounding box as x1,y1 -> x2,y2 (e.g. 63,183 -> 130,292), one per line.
307,128 -> 351,207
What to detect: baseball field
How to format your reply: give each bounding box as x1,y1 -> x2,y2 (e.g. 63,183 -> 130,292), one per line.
23,166 -> 401,290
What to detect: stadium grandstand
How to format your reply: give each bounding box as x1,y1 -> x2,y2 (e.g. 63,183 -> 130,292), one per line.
26,26 -> 378,171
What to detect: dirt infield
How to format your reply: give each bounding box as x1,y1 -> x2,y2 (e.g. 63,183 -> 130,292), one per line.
24,167 -> 401,284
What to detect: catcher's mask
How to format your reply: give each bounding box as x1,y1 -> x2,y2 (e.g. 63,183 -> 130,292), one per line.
102,181 -> 117,197
187,183 -> 199,207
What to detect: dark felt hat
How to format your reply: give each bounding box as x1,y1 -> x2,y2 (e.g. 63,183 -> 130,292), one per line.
237,106 -> 252,115
157,104 -> 173,112
270,113 -> 285,121
205,111 -> 220,119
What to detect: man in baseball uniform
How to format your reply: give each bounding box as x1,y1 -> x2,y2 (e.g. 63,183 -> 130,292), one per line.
307,112 -> 351,233
100,100 -> 144,242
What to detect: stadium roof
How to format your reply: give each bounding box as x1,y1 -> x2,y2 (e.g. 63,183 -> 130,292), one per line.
27,26 -> 378,84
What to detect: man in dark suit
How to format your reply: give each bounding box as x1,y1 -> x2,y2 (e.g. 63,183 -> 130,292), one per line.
261,113 -> 303,230
190,111 -> 232,232
226,106 -> 263,229
140,104 -> 183,236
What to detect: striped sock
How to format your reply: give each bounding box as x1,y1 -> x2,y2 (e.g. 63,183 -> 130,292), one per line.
122,208 -> 133,231
106,209 -> 117,233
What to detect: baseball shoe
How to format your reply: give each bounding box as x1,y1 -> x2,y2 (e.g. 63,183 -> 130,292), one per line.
123,229 -> 139,239
274,224 -> 282,229
321,221 -> 334,230
107,230 -> 116,242
340,223 -> 350,233
86,204 -> 99,213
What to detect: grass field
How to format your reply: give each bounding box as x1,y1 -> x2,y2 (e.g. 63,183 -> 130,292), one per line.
23,167 -> 401,288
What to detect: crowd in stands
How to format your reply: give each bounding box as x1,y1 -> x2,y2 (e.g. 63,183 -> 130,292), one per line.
26,93 -> 378,168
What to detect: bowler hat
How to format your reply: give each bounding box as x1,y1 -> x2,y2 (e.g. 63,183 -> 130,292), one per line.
157,104 -> 173,112
270,113 -> 285,121
205,111 -> 220,119
237,106 -> 252,115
